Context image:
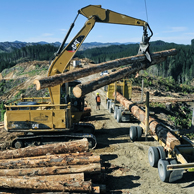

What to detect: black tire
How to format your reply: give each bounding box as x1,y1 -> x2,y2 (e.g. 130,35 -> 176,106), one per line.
13,140 -> 23,149
129,126 -> 137,141
136,126 -> 143,140
109,101 -> 112,113
107,100 -> 110,110
157,146 -> 166,159
158,159 -> 170,182
148,146 -> 160,167
114,106 -> 118,119
88,138 -> 96,149
116,108 -> 122,123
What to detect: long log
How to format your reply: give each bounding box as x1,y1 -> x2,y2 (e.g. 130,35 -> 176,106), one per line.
73,49 -> 177,98
0,174 -> 92,192
34,49 -> 177,90
114,92 -> 180,150
0,163 -> 101,176
0,138 -> 89,159
0,152 -> 93,163
0,155 -> 100,169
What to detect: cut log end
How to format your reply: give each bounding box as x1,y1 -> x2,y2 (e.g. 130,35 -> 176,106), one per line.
73,86 -> 82,98
33,79 -> 41,90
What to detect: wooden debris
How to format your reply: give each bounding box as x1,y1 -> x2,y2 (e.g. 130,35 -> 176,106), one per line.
148,98 -> 194,103
114,91 -> 180,150
0,138 -> 89,159
73,49 -> 177,98
34,49 -> 177,90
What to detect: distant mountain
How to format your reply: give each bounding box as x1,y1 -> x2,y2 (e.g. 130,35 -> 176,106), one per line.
0,41 -> 137,53
0,41 -> 61,53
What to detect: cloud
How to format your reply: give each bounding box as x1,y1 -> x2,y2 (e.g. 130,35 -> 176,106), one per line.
60,29 -> 67,32
60,29 -> 67,34
42,33 -> 53,37
163,27 -> 187,33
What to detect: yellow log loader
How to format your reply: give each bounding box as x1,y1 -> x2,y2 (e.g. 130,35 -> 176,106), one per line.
4,5 -> 153,149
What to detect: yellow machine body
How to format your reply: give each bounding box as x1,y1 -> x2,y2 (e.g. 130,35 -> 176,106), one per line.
107,79 -> 132,100
5,5 -> 151,134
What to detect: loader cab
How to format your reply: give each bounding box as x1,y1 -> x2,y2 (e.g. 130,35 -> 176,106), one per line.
60,80 -> 84,111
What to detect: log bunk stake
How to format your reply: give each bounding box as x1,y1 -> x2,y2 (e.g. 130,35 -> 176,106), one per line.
0,138 -> 106,193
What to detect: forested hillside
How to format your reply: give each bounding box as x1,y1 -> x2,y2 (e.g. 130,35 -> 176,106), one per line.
0,40 -> 194,84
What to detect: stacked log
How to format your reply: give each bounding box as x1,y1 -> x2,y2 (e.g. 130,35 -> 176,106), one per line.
114,92 -> 180,150
0,138 -> 105,193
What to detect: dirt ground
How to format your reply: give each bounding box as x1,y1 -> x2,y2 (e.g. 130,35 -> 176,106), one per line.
81,73 -> 194,194
0,67 -> 193,193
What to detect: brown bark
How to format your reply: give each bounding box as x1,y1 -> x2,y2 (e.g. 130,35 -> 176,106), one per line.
0,155 -> 100,169
114,92 -> 180,150
0,138 -> 89,159
0,152 -> 92,164
0,163 -> 101,176
34,49 -> 177,90
73,49 -> 177,98
0,174 -> 92,192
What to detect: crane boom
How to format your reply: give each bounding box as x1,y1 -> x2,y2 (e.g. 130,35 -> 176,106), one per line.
48,5 -> 153,104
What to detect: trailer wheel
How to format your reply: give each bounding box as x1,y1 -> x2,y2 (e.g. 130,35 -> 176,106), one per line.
129,126 -> 137,141
157,146 -> 166,159
109,101 -> 113,113
117,108 -> 122,123
158,159 -> 170,182
107,100 -> 110,110
114,106 -> 118,119
148,146 -> 160,167
136,126 -> 143,140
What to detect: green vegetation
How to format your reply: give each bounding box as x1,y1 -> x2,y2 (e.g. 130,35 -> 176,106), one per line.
0,44 -> 56,73
1,40 -> 194,85
75,40 -> 194,85
131,75 -> 194,94
0,102 -> 5,121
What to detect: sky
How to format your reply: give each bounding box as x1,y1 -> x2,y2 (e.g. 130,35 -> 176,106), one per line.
0,0 -> 194,45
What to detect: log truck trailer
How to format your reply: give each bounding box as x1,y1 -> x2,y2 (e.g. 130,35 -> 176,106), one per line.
4,5 -> 153,149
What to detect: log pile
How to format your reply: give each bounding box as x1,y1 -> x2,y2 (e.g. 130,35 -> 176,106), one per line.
0,138 -> 105,193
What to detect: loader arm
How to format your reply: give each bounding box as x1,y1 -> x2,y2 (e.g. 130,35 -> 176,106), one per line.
48,5 -> 153,104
